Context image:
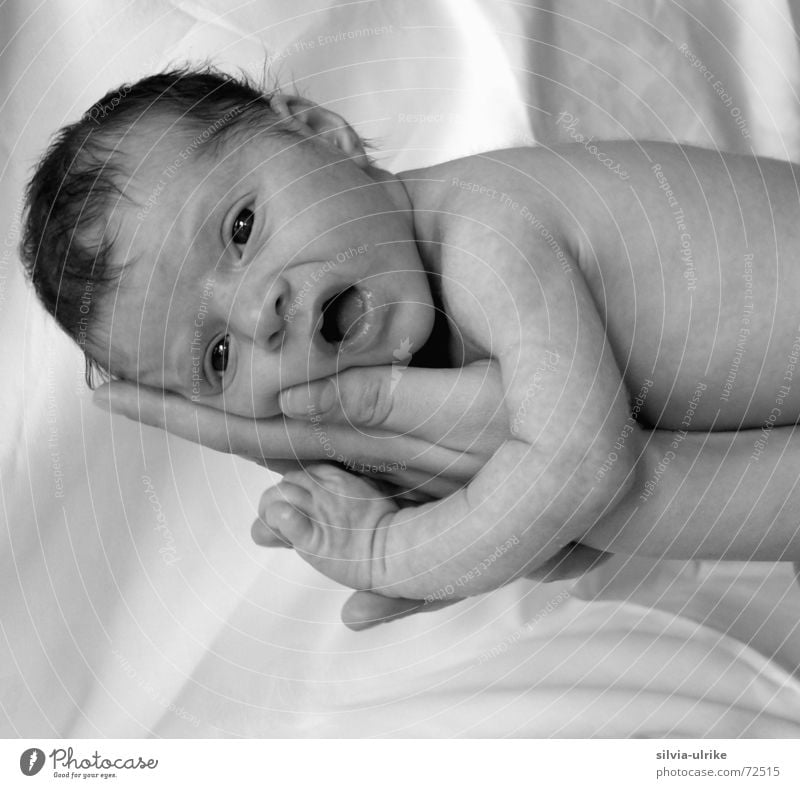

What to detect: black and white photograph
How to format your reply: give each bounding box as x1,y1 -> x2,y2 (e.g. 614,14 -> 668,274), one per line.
2,0 -> 800,781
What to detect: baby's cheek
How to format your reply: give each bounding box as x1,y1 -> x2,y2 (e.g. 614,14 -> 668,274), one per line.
245,391 -> 282,419
224,367 -> 281,418
406,296 -> 436,349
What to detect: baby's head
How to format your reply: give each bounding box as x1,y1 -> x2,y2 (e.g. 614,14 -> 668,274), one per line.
21,67 -> 434,417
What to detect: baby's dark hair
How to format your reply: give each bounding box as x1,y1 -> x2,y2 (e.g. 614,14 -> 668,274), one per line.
20,65 -> 288,385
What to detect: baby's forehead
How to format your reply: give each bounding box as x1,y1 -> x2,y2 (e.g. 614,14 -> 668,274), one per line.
111,127 -> 226,221
107,124 -> 259,282
122,119 -> 277,207
119,120 -> 205,182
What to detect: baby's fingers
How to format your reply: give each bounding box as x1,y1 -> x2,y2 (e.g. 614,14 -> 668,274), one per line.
252,481 -> 308,547
256,479 -> 316,550
251,516 -> 292,548
265,502 -> 314,547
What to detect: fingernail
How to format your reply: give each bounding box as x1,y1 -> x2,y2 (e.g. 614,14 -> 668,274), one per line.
316,380 -> 336,412
281,380 -> 335,417
279,387 -> 302,417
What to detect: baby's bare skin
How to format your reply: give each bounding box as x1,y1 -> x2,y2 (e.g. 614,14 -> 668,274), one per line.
263,141 -> 800,599
93,89 -> 800,599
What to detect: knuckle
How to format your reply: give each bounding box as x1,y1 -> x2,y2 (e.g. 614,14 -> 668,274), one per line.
308,465 -> 348,493
344,374 -> 392,427
309,463 -> 339,481
257,488 -> 277,518
281,470 -> 308,487
258,479 -> 294,515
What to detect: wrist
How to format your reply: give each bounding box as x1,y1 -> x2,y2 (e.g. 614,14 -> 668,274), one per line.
582,423 -> 656,554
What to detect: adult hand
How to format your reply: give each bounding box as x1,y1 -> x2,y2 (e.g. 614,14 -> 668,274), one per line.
335,542 -> 611,630
96,360 -> 613,628
248,360 -> 613,629
94,359 -> 508,498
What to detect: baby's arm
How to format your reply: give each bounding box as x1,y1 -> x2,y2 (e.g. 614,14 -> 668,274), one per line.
263,170 -> 639,599
585,426 -> 800,562
535,139 -> 800,562
548,140 -> 800,431
263,141 -> 800,596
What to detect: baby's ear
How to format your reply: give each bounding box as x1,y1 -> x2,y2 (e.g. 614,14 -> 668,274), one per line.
270,94 -> 369,167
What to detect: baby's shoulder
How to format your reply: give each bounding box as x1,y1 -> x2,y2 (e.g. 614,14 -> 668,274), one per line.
420,150 -> 579,349
420,149 -> 572,247
426,146 -> 567,200
428,148 -> 573,268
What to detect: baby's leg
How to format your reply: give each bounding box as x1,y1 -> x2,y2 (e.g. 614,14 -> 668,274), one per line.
258,464 -> 401,593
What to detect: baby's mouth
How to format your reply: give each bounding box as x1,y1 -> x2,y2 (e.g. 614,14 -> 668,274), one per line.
319,285 -> 375,350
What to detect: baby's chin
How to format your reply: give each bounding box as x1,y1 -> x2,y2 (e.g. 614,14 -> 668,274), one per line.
380,299 -> 436,361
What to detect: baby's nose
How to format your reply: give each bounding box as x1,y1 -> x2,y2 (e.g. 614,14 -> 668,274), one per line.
236,275 -> 290,353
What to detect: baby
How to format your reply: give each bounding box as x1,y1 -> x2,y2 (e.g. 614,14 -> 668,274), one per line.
22,67 -> 800,603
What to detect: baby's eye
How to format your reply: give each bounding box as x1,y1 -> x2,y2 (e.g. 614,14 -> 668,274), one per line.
230,207 -> 254,246
209,335 -> 230,377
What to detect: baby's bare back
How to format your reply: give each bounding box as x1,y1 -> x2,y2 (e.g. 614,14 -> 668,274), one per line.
573,142 -> 800,432
428,143 -> 800,433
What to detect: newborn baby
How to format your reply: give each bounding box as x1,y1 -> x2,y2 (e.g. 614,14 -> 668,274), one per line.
22,68 -> 800,602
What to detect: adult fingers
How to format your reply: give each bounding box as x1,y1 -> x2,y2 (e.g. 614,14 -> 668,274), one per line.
341,545 -> 612,629
357,462 -> 466,500
279,361 -> 506,452
95,379 -> 475,478
523,543 -> 612,582
341,590 -> 463,630
94,380 -> 278,459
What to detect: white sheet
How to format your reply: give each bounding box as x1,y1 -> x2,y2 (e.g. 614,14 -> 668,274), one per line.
2,0 -> 800,738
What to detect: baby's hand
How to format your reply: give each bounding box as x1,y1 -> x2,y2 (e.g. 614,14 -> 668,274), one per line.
258,464 -> 402,594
